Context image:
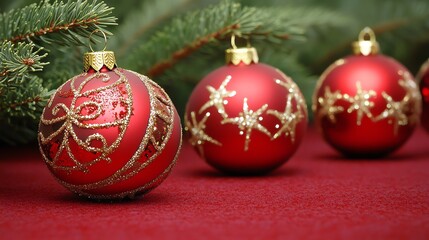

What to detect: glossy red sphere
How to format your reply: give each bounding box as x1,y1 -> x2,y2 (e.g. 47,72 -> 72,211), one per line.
313,55 -> 421,157
185,63 -> 307,174
417,60 -> 429,133
38,68 -> 182,199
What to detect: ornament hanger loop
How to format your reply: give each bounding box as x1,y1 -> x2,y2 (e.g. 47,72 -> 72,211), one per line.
230,34 -> 251,49
352,27 -> 380,56
231,34 -> 238,49
226,34 -> 258,65
359,27 -> 376,43
84,29 -> 116,72
88,29 -> 108,52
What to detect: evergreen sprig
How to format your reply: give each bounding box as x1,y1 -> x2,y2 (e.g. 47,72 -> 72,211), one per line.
111,0 -> 197,58
0,74 -> 50,145
123,0 -> 350,79
124,1 -> 243,75
0,41 -> 50,144
0,0 -> 117,145
0,0 -> 117,45
0,76 -> 49,119
0,41 -> 48,86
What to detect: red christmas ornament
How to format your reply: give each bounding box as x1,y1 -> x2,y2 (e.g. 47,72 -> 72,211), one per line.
185,36 -> 307,174
313,27 -> 421,157
417,59 -> 429,133
38,39 -> 182,200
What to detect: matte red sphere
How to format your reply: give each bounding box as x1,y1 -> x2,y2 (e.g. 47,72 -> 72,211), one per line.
38,68 -> 182,199
185,63 -> 307,174
313,55 -> 421,157
417,60 -> 429,133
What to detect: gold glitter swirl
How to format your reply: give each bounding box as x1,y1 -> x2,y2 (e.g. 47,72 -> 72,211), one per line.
39,69 -> 132,173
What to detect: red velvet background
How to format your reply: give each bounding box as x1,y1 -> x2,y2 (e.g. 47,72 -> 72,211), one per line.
1,126 -> 428,239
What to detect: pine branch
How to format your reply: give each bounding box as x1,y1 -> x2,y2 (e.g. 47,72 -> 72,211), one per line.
147,24 -> 240,77
0,0 -> 117,145
0,74 -> 50,144
0,75 -> 50,120
0,0 -> 117,45
123,1 -> 243,74
111,0 -> 198,58
0,40 -> 48,86
0,40 -> 48,126
124,0 -> 351,78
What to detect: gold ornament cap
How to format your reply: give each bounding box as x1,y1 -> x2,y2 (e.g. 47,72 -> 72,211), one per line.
225,35 -> 259,65
83,30 -> 117,72
352,27 -> 380,56
83,51 -> 116,72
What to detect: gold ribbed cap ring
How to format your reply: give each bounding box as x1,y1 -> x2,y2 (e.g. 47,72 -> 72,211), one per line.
83,30 -> 117,72
225,35 -> 259,65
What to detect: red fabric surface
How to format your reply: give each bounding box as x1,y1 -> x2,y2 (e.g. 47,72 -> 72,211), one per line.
1,126 -> 429,240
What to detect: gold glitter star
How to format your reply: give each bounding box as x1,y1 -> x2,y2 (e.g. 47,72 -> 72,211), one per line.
398,71 -> 422,109
373,71 -> 421,134
267,94 -> 305,142
398,71 -> 422,123
199,75 -> 236,118
221,98 -> 271,151
343,81 -> 376,125
185,111 -> 221,156
317,86 -> 344,123
312,59 -> 346,113
275,71 -> 307,111
374,91 -> 409,134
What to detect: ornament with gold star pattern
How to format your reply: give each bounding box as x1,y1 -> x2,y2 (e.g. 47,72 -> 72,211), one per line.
313,27 -> 421,157
185,35 -> 307,174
